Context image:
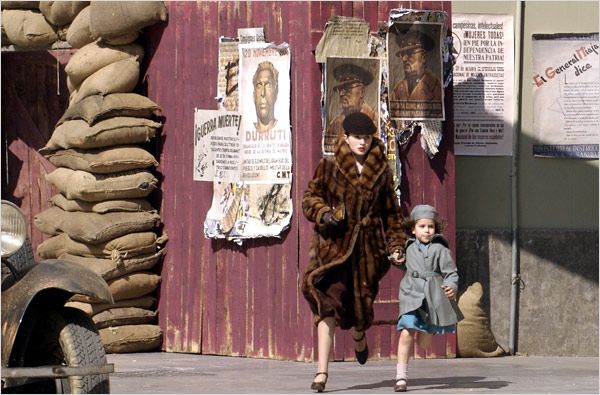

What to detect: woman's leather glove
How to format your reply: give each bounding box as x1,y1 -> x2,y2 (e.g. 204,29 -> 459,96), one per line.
388,250 -> 405,266
321,211 -> 339,227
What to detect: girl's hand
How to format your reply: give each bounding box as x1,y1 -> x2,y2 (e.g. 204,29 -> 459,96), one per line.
388,250 -> 405,266
441,285 -> 456,300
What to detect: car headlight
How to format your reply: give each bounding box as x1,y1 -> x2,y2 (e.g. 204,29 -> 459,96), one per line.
1,200 -> 27,257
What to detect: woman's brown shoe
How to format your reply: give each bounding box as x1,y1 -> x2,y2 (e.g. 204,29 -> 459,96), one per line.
310,372 -> 328,392
352,332 -> 368,365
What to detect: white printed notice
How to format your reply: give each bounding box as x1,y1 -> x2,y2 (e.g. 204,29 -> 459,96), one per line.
193,109 -> 241,182
532,33 -> 599,159
452,14 -> 514,156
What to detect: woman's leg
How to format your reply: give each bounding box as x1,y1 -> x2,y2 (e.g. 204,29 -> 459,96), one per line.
314,316 -> 335,383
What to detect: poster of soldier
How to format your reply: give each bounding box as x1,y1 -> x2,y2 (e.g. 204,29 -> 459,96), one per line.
387,21 -> 445,120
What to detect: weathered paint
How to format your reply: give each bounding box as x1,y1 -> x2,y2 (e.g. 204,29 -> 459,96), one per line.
2,1 -> 455,361
144,1 -> 455,361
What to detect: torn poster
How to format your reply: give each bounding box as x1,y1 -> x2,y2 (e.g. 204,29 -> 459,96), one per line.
204,41 -> 293,244
315,16 -> 371,63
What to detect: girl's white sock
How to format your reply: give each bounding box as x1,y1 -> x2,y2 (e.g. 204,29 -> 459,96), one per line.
396,362 -> 408,380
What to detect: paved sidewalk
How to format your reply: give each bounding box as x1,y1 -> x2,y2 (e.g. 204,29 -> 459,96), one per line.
107,352 -> 598,394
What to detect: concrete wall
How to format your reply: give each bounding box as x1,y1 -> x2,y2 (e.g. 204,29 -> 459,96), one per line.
452,1 -> 599,356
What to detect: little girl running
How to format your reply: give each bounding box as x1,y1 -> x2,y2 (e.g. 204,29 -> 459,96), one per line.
389,204 -> 463,392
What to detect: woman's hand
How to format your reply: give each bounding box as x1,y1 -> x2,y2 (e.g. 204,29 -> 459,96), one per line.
388,250 -> 405,266
321,211 -> 339,227
441,285 -> 456,300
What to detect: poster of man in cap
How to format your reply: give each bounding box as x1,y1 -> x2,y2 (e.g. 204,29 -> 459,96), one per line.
388,22 -> 444,120
324,57 -> 381,155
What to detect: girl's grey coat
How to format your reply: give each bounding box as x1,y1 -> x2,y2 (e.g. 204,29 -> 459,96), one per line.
302,137 -> 405,331
397,234 -> 463,327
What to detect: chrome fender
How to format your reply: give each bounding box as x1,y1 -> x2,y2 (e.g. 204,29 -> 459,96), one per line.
1,259 -> 113,366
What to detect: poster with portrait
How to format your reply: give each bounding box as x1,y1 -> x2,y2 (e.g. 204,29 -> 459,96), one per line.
387,21 -> 445,120
324,57 -> 381,155
238,42 -> 292,183
204,41 -> 292,244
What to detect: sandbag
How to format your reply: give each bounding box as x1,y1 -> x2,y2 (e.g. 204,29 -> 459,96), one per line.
41,117 -> 161,152
89,1 -> 167,41
108,271 -> 160,301
45,167 -> 157,202
92,307 -> 157,329
57,93 -> 161,127
39,1 -> 89,26
457,282 -> 506,357
1,1 -> 40,10
2,9 -> 57,48
66,5 -> 94,48
46,146 -> 158,174
99,324 -> 162,354
66,295 -> 156,316
70,58 -> 140,104
65,41 -> 143,87
34,206 -> 160,243
71,271 -> 160,303
37,231 -> 167,260
59,250 -> 164,280
50,194 -> 155,213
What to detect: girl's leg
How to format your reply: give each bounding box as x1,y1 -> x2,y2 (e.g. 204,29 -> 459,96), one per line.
416,332 -> 433,349
314,316 -> 335,384
395,329 -> 413,392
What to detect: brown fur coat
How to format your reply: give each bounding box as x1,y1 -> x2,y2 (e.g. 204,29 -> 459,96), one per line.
302,137 -> 406,331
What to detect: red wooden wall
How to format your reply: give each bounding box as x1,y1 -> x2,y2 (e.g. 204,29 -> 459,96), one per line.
144,1 -> 454,361
1,1 -> 454,362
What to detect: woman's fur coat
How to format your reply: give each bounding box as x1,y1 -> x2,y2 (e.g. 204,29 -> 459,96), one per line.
302,137 -> 406,331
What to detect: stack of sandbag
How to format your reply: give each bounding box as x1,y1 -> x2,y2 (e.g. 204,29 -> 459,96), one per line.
33,1 -> 169,354
1,1 -> 168,50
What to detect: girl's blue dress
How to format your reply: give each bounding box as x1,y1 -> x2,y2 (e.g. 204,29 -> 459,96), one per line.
397,309 -> 455,334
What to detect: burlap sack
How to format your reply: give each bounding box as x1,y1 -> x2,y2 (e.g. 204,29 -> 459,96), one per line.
59,250 -> 164,280
37,231 -> 167,260
34,206 -> 160,243
457,282 -> 506,357
108,271 -> 160,301
89,1 -> 167,41
39,1 -> 88,27
70,58 -> 140,104
50,194 -> 155,213
45,167 -> 157,202
66,295 -> 156,316
46,146 -> 158,174
99,324 -> 162,354
92,307 -> 157,329
66,41 -> 143,87
65,5 -> 94,48
57,93 -> 161,127
41,117 -> 161,152
1,2 -> 40,10
2,9 -> 57,48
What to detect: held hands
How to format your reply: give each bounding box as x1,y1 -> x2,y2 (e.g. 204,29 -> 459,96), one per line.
441,285 -> 456,300
388,250 -> 405,266
321,211 -> 339,227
